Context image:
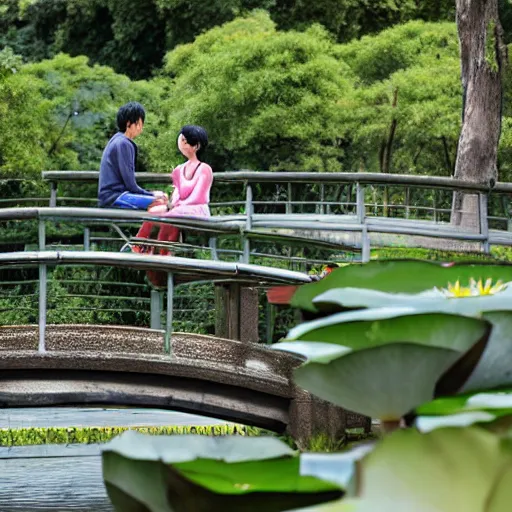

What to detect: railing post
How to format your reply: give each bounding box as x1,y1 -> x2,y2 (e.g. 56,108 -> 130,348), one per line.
209,237 -> 218,260
38,220 -> 46,251
83,227 -> 91,251
479,193 -> 490,253
286,182 -> 292,214
361,226 -> 370,263
356,182 -> 370,262
318,184 -> 325,215
49,182 -> 57,207
356,182 -> 365,224
150,290 -> 162,330
405,187 -> 410,219
38,263 -> 47,353
242,183 -> 253,263
165,273 -> 174,354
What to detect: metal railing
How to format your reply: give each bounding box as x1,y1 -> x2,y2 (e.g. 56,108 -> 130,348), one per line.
0,251 -> 311,354
39,171 -> 512,257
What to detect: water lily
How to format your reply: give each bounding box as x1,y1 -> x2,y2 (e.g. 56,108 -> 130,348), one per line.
437,278 -> 508,298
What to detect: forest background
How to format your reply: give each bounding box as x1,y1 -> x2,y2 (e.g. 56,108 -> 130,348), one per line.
0,0 -> 511,336
1,0 -> 511,182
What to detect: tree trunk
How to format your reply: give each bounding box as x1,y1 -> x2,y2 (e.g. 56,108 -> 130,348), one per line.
451,0 -> 507,230
381,87 -> 399,217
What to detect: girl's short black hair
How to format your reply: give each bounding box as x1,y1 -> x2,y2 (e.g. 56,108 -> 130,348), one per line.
117,102 -> 146,132
180,125 -> 208,158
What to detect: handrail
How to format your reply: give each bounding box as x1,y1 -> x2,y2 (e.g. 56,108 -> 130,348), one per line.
0,207 -> 242,234
0,251 -> 312,285
2,206 -> 512,263
42,170 -> 512,193
4,250 -> 311,354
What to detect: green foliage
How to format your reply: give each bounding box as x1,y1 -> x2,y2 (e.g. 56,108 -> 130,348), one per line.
153,12 -> 352,172
0,52 -> 167,176
372,246 -> 512,263
336,21 -> 462,175
0,0 -> 461,80
0,423 -> 256,446
102,432 -> 343,511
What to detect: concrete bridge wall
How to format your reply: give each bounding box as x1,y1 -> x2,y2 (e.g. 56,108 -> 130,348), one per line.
0,325 -> 370,445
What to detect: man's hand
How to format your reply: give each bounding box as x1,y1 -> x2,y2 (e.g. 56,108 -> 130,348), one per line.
152,190 -> 169,201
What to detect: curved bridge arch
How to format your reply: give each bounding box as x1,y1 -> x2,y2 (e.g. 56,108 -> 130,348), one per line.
0,325 -> 370,438
0,325 -> 302,431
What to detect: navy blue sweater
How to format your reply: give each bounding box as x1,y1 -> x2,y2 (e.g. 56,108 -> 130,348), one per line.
98,132 -> 152,207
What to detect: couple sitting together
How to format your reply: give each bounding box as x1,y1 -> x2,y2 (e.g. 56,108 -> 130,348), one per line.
98,101 -> 213,256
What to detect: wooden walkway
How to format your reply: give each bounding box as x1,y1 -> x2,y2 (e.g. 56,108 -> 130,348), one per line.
0,407 -> 229,511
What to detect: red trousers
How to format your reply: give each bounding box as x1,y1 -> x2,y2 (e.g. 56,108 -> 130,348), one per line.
135,219 -> 180,288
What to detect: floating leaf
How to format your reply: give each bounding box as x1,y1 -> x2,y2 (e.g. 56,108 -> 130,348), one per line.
102,432 -> 343,512
291,261 -> 512,313
415,390 -> 512,432
306,290 -> 512,393
289,342 -> 464,421
284,308 -> 489,353
348,427 -> 512,512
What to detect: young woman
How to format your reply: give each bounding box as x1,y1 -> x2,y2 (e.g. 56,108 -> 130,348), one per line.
134,125 -> 213,285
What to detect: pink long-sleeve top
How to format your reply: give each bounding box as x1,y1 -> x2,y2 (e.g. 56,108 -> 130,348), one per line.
168,162 -> 213,217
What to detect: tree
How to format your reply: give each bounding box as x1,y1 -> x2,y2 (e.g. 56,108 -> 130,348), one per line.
152,11 -> 354,172
337,22 -> 463,177
451,0 -> 508,229
0,52 -> 166,176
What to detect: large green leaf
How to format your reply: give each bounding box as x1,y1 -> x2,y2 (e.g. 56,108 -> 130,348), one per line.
102,432 -> 343,512
286,341 -> 463,420
284,308 -> 490,353
291,260 -> 512,313
415,390 -> 512,433
312,286 -> 512,313
348,427 -> 512,512
486,462 -> 512,511
306,291 -> 512,393
300,444 -> 376,494
294,429 -> 512,512
275,310 -> 490,419
461,312 -> 512,393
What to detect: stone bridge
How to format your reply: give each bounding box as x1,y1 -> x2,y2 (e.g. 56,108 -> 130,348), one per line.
0,325 -> 370,445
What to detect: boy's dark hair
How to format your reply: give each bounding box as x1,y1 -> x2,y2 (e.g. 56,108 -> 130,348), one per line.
117,102 -> 146,133
180,125 -> 208,158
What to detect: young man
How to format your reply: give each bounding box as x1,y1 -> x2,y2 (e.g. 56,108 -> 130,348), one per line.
98,101 -> 166,209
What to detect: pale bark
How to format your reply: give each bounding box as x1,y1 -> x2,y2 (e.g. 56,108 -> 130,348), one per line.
451,0 -> 507,230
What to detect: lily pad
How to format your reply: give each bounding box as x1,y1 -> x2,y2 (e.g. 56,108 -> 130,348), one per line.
306,290 -> 512,393
102,432 -> 343,512
300,443 -> 376,493
291,260 -> 512,313
274,310 -> 491,419
284,307 -> 490,354
286,341 -> 465,420
312,286 -> 512,314
344,427 -> 512,512
414,390 -> 512,432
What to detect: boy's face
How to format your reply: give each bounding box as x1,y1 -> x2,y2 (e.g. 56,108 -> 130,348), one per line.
126,118 -> 144,139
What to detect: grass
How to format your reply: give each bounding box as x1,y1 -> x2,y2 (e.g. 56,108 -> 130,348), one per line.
371,246 -> 512,263
0,424 -> 263,447
0,424 -> 376,453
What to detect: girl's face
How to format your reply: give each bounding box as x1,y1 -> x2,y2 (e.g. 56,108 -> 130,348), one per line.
178,133 -> 198,159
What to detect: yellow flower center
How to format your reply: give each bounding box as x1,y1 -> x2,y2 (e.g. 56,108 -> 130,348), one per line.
440,278 -> 506,298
